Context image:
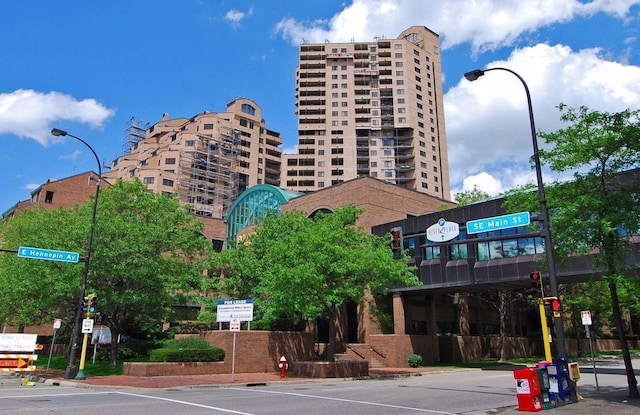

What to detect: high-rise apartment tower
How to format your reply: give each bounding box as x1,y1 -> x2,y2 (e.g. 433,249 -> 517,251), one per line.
283,26 -> 450,200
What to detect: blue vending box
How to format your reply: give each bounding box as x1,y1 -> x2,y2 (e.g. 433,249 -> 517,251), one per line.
548,358 -> 573,404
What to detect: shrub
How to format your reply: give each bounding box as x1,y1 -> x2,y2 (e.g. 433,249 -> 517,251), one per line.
164,337 -> 212,349
149,346 -> 225,362
408,353 -> 423,368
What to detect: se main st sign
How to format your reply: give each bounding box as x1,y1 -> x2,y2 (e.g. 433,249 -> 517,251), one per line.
426,212 -> 530,243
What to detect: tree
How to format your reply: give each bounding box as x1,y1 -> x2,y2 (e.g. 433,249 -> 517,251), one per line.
0,207 -> 86,332
454,186 -> 490,206
87,179 -> 210,367
209,205 -> 420,361
530,104 -> 640,397
0,179 -> 211,368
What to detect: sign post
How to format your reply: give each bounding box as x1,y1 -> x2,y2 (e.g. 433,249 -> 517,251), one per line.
46,318 -> 63,374
230,318 -> 241,383
581,310 -> 599,395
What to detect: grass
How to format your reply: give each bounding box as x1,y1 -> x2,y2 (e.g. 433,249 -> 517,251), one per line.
42,355 -> 124,376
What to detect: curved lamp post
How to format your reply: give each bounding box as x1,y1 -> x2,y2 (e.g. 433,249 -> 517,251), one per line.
51,128 -> 102,379
463,68 -> 567,359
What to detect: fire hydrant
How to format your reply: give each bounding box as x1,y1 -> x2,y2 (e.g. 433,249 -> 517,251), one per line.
278,355 -> 288,379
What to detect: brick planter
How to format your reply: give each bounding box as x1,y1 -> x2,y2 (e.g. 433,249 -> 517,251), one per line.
290,361 -> 369,378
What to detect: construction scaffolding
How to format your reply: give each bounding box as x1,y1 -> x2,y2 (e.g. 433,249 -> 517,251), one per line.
124,117 -> 149,155
178,129 -> 240,219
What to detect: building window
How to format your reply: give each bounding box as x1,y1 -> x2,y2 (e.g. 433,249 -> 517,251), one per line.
143,177 -> 155,184
398,117 -> 406,123
165,158 -> 176,165
204,124 -> 214,130
185,140 -> 195,146
162,179 -> 174,187
44,190 -> 54,204
241,103 -> 256,115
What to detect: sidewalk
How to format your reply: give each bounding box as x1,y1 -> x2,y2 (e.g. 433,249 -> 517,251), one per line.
30,367 -> 640,414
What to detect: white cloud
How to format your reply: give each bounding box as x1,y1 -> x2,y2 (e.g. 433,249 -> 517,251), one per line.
0,89 -> 115,146
59,150 -> 82,161
24,183 -> 40,190
274,0 -> 640,53
445,44 -> 640,195
225,7 -> 254,27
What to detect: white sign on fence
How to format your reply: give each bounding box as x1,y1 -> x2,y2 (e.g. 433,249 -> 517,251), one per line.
0,333 -> 38,352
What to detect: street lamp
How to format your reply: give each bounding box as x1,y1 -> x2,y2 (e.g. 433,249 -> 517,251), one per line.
463,68 -> 567,359
51,128 -> 102,379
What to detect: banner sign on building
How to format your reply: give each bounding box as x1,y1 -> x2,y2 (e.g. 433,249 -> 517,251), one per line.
216,299 -> 254,322
426,218 -> 460,242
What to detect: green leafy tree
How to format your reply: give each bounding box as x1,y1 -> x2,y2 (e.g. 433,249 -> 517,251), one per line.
1,179 -> 211,368
88,179 -> 210,367
0,207 -> 85,331
209,205 -> 420,360
454,186 -> 490,206
508,104 -> 640,397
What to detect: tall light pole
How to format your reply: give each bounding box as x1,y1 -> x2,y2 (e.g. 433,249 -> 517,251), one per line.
463,68 -> 567,359
51,128 -> 102,379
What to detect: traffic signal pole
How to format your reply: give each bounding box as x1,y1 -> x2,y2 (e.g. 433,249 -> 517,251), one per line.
75,293 -> 96,380
538,298 -> 552,362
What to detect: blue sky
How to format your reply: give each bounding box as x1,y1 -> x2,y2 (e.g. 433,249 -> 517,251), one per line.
1,0 -> 639,215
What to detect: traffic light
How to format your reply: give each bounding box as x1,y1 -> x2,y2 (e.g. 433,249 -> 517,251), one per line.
87,294 -> 98,316
390,227 -> 403,259
81,296 -> 89,313
551,297 -> 562,318
530,271 -> 542,296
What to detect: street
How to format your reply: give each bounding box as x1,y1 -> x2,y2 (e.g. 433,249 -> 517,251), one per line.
1,358 -> 640,414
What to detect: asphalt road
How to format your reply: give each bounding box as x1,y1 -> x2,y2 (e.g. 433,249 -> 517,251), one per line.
1,357 -> 640,414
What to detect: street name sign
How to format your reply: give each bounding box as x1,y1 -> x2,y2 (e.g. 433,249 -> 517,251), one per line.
217,299 -> 254,322
466,212 -> 530,234
18,246 -> 79,263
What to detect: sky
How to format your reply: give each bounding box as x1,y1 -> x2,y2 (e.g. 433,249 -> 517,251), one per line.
1,0 -> 639,215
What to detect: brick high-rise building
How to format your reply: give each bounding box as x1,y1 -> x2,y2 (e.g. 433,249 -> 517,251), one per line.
104,98 -> 283,219
284,26 -> 450,200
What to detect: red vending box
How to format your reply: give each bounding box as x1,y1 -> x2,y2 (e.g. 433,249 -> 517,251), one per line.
514,368 -> 543,412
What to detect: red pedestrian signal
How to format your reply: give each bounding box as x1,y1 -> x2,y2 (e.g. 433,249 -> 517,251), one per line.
551,298 -> 562,317
530,271 -> 542,296
390,227 -> 403,259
